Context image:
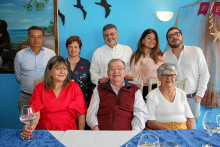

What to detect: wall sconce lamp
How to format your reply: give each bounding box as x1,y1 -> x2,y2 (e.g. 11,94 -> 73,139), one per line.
156,11 -> 174,22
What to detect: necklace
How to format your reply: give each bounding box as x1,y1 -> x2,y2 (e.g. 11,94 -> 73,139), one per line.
159,86 -> 176,102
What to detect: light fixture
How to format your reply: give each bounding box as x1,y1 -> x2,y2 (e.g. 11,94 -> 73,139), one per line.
156,11 -> 174,22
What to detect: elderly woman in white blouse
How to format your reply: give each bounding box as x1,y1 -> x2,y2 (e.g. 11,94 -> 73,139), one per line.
146,63 -> 194,130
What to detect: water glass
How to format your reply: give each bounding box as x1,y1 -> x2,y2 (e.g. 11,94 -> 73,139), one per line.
138,133 -> 160,147
19,105 -> 36,141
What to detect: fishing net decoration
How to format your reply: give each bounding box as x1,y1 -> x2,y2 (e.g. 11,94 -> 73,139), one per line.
166,0 -> 219,108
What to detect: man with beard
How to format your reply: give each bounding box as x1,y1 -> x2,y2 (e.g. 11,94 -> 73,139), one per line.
163,27 -> 210,125
90,24 -> 133,85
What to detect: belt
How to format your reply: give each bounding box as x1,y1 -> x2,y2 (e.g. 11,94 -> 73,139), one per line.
21,91 -> 32,96
186,93 -> 196,98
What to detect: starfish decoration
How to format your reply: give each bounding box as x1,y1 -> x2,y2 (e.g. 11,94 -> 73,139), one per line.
210,27 -> 220,42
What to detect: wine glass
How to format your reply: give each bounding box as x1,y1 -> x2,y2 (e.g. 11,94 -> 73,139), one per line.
19,105 -> 36,141
138,133 -> 160,147
202,111 -> 220,147
160,140 -> 179,147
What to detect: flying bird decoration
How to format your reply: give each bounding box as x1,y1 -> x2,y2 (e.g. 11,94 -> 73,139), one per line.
58,9 -> 65,25
95,0 -> 112,18
74,0 -> 87,20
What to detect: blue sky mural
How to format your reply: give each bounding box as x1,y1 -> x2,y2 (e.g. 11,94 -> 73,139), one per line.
0,0 -> 54,30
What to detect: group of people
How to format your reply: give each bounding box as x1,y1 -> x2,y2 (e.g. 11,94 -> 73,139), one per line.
14,24 -> 209,140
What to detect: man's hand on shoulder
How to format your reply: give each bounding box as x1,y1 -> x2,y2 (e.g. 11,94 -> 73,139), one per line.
125,74 -> 134,81
99,77 -> 109,84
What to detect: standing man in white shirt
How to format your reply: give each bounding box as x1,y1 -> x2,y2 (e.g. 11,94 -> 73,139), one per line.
164,27 -> 210,124
14,26 -> 56,111
90,24 -> 133,85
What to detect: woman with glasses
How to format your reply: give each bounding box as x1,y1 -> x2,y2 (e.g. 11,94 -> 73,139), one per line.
145,63 -> 194,130
21,56 -> 87,140
130,29 -> 164,100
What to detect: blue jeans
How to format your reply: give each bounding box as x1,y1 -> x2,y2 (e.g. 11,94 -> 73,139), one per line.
187,97 -> 201,125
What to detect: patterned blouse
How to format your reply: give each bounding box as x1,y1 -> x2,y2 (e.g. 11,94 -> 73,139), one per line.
66,57 -> 95,106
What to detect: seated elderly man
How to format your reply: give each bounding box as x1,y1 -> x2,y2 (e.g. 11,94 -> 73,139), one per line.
86,59 -> 148,131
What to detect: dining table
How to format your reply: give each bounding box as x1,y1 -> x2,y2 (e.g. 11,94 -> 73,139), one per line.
0,128 -> 220,147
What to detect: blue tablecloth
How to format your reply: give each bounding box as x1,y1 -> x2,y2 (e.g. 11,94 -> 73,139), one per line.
121,129 -> 220,147
0,128 -> 64,147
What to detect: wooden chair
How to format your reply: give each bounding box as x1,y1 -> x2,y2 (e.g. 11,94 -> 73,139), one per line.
148,78 -> 161,92
174,79 -> 187,92
129,79 -> 144,93
148,78 -> 187,93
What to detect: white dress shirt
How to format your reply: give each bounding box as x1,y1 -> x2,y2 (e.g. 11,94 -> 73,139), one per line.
164,46 -> 210,98
90,44 -> 133,85
86,82 -> 148,131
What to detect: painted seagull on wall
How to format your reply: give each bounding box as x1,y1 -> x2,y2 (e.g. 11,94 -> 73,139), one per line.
74,0 -> 87,20
58,9 -> 65,25
95,0 -> 112,18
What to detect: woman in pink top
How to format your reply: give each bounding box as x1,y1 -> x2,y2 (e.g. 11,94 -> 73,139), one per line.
130,29 -> 163,100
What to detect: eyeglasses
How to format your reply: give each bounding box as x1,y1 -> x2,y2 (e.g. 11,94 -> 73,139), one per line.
161,74 -> 176,79
104,32 -> 117,37
168,32 -> 181,39
108,66 -> 125,71
54,67 -> 67,71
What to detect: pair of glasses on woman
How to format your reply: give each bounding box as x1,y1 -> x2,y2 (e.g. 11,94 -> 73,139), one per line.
161,74 -> 176,79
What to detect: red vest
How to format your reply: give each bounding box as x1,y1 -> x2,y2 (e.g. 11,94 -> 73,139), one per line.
97,80 -> 139,130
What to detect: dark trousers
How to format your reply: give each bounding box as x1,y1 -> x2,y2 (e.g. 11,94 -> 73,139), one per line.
142,84 -> 157,101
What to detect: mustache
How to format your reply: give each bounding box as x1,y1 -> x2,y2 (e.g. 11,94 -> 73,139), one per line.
172,39 -> 179,42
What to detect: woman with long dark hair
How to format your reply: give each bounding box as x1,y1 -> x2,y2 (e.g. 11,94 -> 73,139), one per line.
130,29 -> 164,99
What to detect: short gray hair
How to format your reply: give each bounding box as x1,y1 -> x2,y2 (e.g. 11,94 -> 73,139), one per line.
108,59 -> 125,70
157,63 -> 176,76
103,24 -> 117,32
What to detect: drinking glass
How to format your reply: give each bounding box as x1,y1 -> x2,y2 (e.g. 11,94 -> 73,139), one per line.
19,105 -> 36,141
202,111 -> 220,147
160,140 -> 179,147
138,133 -> 160,147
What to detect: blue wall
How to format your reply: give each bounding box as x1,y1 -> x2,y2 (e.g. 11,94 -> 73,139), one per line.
0,0 -> 219,129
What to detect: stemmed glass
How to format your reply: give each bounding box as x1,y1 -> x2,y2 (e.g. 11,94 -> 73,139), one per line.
202,111 -> 220,147
19,105 -> 36,141
138,133 -> 160,147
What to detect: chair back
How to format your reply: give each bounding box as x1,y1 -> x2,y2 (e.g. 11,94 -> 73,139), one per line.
174,79 -> 187,92
148,78 -> 187,92
148,78 -> 161,92
129,79 -> 144,93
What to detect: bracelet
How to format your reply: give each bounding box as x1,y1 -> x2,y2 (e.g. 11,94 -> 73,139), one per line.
33,121 -> 38,126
